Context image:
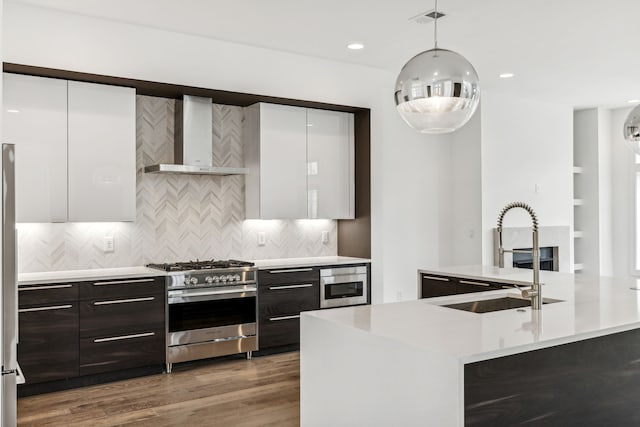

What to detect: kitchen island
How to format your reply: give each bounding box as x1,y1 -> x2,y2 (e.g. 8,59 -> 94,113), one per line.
300,266 -> 640,426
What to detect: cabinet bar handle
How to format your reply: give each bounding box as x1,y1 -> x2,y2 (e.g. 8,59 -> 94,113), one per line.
93,278 -> 155,286
268,268 -> 313,274
268,284 -> 314,290
19,284 -> 73,291
269,315 -> 301,322
423,276 -> 450,282
93,332 -> 155,343
19,304 -> 73,313
459,280 -> 491,287
93,297 -> 155,306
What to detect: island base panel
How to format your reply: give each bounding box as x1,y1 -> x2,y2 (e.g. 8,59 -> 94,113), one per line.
465,328 -> 640,426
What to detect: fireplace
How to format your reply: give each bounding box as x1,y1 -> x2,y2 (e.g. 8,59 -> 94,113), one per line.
512,246 -> 559,271
493,226 -> 570,273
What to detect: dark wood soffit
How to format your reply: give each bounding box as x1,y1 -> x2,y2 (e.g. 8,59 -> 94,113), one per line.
3,62 -> 369,114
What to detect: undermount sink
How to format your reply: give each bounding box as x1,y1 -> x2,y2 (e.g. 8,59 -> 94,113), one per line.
442,296 -> 563,314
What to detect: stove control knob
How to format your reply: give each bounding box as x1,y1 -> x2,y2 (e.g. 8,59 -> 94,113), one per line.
234,274 -> 242,282
213,276 -> 221,283
205,276 -> 213,284
190,277 -> 198,285
220,275 -> 227,282
227,274 -> 235,282
183,277 -> 190,285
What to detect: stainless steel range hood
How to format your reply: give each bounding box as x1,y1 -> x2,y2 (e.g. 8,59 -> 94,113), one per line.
144,95 -> 248,176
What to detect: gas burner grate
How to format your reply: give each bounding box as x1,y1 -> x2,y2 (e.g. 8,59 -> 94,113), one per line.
146,259 -> 255,272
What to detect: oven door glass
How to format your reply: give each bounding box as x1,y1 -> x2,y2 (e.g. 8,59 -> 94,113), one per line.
324,281 -> 364,300
169,296 -> 256,333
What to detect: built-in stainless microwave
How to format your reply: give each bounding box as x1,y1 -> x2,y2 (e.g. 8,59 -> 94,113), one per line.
320,265 -> 368,308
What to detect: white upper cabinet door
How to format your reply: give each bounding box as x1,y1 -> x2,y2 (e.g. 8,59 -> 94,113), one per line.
244,103 -> 308,219
2,73 -> 68,223
306,109 -> 354,219
67,81 -> 136,222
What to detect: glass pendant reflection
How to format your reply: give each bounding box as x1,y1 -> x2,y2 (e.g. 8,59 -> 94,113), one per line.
394,48 -> 480,134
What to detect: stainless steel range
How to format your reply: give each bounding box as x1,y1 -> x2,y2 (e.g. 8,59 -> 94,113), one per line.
147,260 -> 257,373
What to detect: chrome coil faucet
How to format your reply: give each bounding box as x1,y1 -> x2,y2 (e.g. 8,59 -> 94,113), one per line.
496,202 -> 542,310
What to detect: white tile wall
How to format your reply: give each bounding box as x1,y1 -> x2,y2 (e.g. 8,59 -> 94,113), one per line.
17,95 -> 337,273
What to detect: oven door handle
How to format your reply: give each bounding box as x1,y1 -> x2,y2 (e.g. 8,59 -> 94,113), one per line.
320,274 -> 367,286
168,286 -> 257,303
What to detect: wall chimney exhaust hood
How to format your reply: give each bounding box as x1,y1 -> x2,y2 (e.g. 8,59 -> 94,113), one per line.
144,95 -> 248,175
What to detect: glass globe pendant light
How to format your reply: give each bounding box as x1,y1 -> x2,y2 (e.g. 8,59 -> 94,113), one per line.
623,104 -> 640,154
394,0 -> 480,134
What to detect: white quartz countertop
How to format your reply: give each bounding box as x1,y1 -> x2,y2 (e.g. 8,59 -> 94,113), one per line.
252,256 -> 370,270
18,266 -> 164,286
304,265 -> 640,363
17,256 -> 371,285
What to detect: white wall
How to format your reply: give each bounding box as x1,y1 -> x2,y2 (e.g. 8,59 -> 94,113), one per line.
441,109 -> 483,266
573,107 -> 614,276
597,109 -> 613,275
611,107 -> 635,277
3,2 -> 456,303
573,109 -> 601,274
380,100 -> 452,301
480,92 -> 574,265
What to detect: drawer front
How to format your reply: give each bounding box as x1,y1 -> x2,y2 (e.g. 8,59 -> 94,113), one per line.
258,267 -> 319,286
456,278 -> 502,294
258,314 -> 300,349
19,283 -> 78,307
421,275 -> 457,298
79,276 -> 164,300
18,303 -> 79,384
259,282 -> 319,318
79,327 -> 165,376
79,295 -> 165,338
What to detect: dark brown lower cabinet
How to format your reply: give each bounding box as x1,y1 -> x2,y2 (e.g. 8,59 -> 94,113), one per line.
259,314 -> 302,349
420,274 -> 457,298
79,295 -> 165,337
18,302 -> 79,384
79,327 -> 165,376
421,274 -> 506,298
257,268 -> 320,351
18,277 -> 165,393
79,277 -> 166,376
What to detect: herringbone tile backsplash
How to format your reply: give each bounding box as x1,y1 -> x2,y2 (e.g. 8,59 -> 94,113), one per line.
17,96 -> 337,273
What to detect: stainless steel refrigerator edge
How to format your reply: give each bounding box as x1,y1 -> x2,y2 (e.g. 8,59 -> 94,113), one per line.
1,144 -> 17,426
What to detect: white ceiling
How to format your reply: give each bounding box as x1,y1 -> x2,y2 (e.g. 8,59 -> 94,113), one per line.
7,0 -> 640,109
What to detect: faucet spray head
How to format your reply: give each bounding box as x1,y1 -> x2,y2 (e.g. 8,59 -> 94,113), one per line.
496,202 -> 539,232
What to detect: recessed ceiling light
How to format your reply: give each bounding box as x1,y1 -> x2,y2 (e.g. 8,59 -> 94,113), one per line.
628,99 -> 640,104
347,43 -> 364,50
6,109 -> 20,113
499,73 -> 515,79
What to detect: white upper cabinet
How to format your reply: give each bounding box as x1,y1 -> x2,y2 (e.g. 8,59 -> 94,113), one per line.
244,103 -> 354,219
244,103 -> 308,219
67,81 -> 136,222
2,73 -> 68,223
306,108 -> 354,219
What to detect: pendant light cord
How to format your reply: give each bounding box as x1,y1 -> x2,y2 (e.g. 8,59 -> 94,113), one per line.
434,0 -> 438,50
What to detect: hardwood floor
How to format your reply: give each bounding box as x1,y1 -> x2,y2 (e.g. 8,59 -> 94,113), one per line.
17,352 -> 300,427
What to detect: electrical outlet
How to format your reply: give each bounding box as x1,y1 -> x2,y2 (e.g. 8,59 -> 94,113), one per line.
396,290 -> 403,301
257,232 -> 266,246
103,235 -> 114,253
321,230 -> 329,244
